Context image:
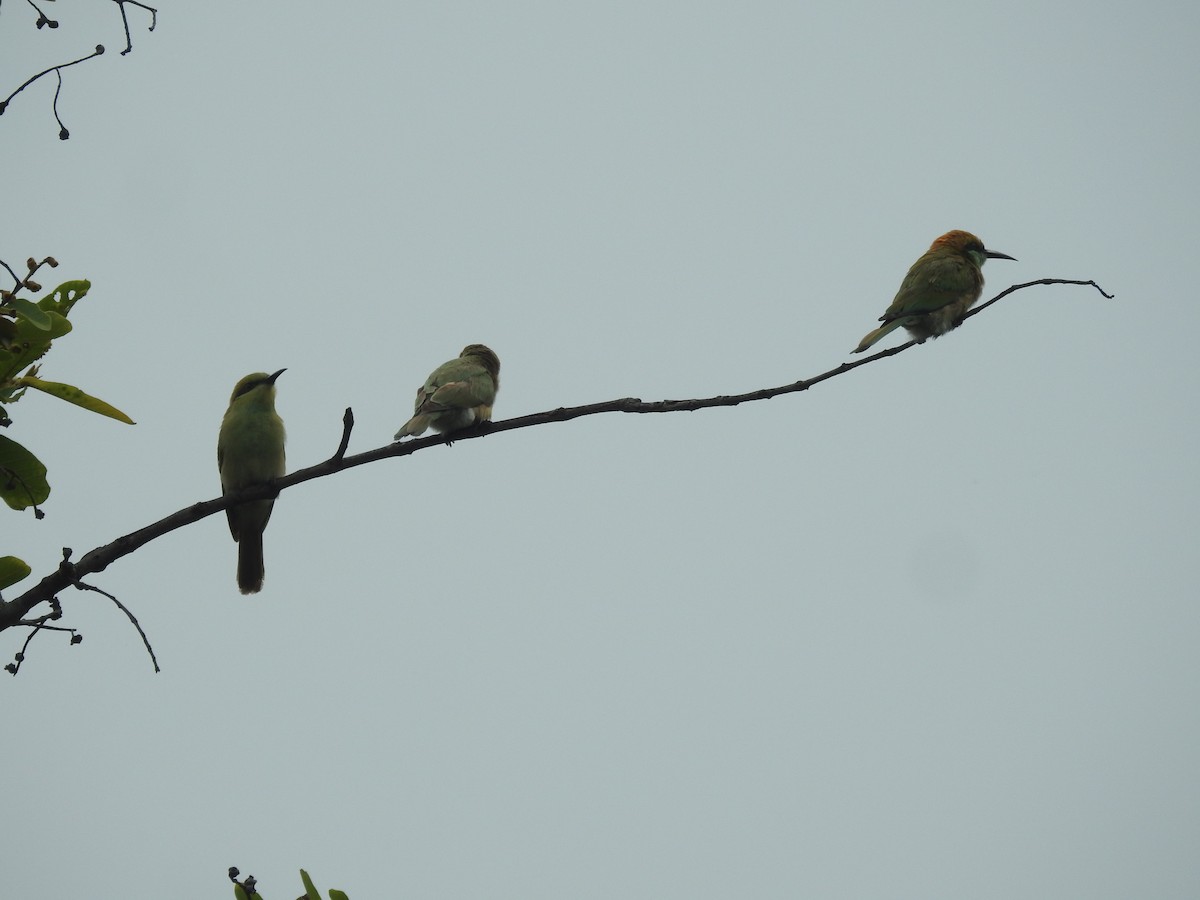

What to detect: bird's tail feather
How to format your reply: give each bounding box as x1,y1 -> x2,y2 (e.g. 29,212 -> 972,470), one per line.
853,318 -> 905,354
237,531 -> 265,594
395,415 -> 428,440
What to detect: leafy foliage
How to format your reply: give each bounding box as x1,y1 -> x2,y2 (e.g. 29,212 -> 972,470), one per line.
1,263 -> 135,598
229,867 -> 349,900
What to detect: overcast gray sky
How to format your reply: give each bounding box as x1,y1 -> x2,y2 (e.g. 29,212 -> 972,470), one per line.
4,2 -> 1199,898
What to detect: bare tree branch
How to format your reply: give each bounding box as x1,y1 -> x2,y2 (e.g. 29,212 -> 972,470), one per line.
68,568 -> 159,673
112,0 -> 157,56
0,0 -> 158,136
19,0 -> 60,32
4,595 -> 78,676
966,278 -> 1113,318
333,408 -> 354,461
0,45 -> 105,132
0,278 -> 1112,656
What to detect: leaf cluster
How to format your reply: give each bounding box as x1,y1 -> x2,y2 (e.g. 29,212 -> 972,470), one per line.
1,262 -> 134,596
230,867 -> 349,900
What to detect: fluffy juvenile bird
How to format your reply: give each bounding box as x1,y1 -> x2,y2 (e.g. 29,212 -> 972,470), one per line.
853,230 -> 1016,354
394,344 -> 501,439
217,369 -> 286,594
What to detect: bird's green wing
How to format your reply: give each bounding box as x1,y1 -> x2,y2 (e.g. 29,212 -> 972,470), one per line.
418,358 -> 496,412
883,253 -> 975,320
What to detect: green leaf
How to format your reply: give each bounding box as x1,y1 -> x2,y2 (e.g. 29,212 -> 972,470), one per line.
7,297 -> 52,330
19,310 -> 72,340
19,376 -> 135,424
329,890 -> 350,900
38,280 -> 90,317
0,310 -> 72,385
0,555 -> 31,590
233,885 -> 250,900
301,869 -> 320,900
0,435 -> 49,510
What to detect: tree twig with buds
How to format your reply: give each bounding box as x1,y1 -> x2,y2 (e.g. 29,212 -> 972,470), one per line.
0,0 -> 158,137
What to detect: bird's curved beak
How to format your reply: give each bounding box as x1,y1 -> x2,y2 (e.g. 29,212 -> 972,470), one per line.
986,249 -> 1016,261
268,368 -> 287,383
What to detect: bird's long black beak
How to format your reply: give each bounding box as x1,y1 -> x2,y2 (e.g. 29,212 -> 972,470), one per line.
986,249 -> 1016,261
268,368 -> 287,383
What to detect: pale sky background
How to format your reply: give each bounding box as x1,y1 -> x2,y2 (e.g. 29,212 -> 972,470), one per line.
3,2 -> 1199,898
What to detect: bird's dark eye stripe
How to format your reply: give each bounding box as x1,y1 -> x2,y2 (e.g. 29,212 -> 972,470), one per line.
234,378 -> 268,398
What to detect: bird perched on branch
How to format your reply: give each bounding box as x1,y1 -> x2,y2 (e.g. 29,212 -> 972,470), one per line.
394,344 -> 501,439
218,369 -> 286,594
853,230 -> 1015,354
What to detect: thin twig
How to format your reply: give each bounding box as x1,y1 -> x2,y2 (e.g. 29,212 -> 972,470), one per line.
1,255 -> 61,299
112,0 -> 157,56
1,0 -> 157,135
5,597 -> 78,675
71,577 -> 159,673
0,44 -> 105,118
1,466 -> 46,519
0,259 -> 21,290
333,408 -> 354,461
965,278 -> 1112,320
52,68 -> 67,139
6,627 -> 40,675
25,0 -> 60,30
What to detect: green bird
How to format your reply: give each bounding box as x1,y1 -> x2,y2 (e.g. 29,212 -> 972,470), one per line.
217,369 -> 287,594
394,344 -> 501,439
853,230 -> 1016,354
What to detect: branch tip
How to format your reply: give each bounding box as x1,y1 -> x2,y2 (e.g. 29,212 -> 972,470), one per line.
332,408 -> 355,461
